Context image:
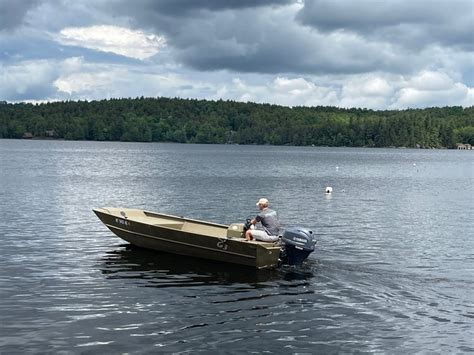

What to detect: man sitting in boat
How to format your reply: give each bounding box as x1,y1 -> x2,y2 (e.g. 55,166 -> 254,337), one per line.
245,198 -> 280,242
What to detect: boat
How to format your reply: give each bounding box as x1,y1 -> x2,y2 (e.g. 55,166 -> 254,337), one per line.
93,207 -> 317,269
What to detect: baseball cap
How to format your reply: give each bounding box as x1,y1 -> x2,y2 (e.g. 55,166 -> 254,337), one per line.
256,198 -> 269,206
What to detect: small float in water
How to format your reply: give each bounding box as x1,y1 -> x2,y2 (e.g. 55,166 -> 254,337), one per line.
93,207 -> 317,269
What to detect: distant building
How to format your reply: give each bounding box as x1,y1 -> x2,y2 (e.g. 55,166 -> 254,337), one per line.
22,132 -> 33,139
456,143 -> 472,150
45,129 -> 55,137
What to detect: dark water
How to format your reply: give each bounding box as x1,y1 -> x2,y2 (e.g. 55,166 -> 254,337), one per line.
1,140 -> 473,353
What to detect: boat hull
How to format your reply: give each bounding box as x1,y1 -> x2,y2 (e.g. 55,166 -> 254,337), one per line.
93,207 -> 281,269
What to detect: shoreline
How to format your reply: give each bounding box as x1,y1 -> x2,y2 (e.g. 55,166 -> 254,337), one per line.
0,137 -> 461,150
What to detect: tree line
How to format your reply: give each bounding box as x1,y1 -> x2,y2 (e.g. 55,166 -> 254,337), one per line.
0,98 -> 473,148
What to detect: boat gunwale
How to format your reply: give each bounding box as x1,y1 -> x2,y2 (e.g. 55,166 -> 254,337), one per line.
95,207 -> 230,230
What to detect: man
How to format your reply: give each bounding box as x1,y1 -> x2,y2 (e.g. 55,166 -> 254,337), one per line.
245,198 -> 280,242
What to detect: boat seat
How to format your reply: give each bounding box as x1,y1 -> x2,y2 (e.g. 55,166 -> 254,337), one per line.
226,223 -> 245,238
154,222 -> 184,230
181,222 -> 227,237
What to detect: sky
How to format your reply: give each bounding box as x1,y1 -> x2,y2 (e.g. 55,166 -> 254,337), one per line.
1,0 -> 473,109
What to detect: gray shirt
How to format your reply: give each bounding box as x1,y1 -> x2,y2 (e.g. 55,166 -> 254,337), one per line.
255,208 -> 280,236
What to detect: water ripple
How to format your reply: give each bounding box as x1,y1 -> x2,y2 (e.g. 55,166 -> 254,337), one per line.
1,141 -> 473,353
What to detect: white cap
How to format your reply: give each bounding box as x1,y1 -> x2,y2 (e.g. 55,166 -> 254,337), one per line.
256,198 -> 269,206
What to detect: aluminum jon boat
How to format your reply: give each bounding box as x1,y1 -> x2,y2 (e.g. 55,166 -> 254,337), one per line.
93,207 -> 316,269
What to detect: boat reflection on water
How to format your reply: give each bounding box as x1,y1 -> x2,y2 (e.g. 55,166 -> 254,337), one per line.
101,244 -> 317,287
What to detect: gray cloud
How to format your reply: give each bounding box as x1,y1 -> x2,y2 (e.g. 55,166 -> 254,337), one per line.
108,0 -> 294,17
296,0 -> 474,50
105,2 -> 410,76
0,0 -> 42,30
174,26 -> 405,75
99,0 -> 473,78
0,0 -> 472,108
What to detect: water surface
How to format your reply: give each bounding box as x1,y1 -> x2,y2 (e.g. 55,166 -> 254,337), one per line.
0,140 -> 473,353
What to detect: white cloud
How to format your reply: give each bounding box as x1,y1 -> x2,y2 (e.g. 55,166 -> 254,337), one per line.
274,77 -> 314,95
407,70 -> 455,91
54,72 -> 112,96
393,83 -> 471,108
271,77 -> 338,106
52,61 -> 193,100
342,75 -> 393,97
55,25 -> 166,60
390,70 -> 474,108
3,57 -> 473,110
208,76 -> 338,107
0,59 -> 58,99
61,56 -> 84,72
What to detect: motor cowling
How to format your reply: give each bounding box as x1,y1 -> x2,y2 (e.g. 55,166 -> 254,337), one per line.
243,216 -> 253,232
279,227 -> 317,265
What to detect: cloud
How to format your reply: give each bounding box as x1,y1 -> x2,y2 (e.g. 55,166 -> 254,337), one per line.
52,60 -> 205,100
0,56 -> 207,102
115,3 -> 411,76
0,0 -> 472,109
2,56 -> 473,110
408,71 -> 455,91
271,77 -> 338,106
231,71 -> 473,109
103,0 -> 473,79
55,25 -> 166,60
106,0 -> 294,18
0,0 -> 40,31
296,0 -> 474,50
339,75 -> 394,109
391,70 -> 474,108
0,59 -> 58,100
202,76 -> 339,107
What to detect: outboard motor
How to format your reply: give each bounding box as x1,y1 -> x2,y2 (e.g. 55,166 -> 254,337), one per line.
243,216 -> 253,232
279,227 -> 317,266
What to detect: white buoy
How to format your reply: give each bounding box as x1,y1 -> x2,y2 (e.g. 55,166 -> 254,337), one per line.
325,186 -> 333,194
336,166 -> 339,170
413,163 -> 417,167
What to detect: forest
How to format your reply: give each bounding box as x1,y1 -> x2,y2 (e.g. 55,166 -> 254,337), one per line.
0,97 -> 473,148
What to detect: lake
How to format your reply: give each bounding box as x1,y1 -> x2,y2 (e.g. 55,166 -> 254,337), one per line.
0,140 -> 473,353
